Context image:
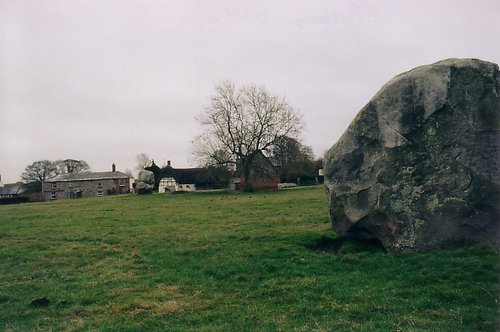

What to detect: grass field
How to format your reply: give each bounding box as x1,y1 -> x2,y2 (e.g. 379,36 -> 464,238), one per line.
0,186 -> 498,331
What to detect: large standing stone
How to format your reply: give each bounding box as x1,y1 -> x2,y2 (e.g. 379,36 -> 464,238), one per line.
324,58 -> 500,252
137,170 -> 155,194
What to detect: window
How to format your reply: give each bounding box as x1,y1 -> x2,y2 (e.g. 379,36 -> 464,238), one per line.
97,191 -> 103,197
97,182 -> 102,188
50,192 -> 57,200
51,182 -> 56,189
69,182 -> 73,188
119,178 -> 125,187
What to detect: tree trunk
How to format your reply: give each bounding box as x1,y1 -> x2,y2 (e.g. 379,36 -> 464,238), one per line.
240,156 -> 255,192
242,161 -> 253,192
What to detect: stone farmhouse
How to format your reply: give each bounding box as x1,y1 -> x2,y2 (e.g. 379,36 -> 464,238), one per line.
42,164 -> 131,201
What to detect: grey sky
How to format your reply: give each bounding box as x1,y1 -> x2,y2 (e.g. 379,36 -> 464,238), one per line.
1,0 -> 499,183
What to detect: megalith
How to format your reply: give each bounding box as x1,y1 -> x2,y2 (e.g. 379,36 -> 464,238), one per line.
324,58 -> 500,252
137,170 -> 155,194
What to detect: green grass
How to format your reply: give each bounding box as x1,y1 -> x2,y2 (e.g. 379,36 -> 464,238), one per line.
0,186 -> 498,331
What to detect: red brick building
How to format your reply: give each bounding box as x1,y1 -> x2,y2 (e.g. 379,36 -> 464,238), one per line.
232,152 -> 281,191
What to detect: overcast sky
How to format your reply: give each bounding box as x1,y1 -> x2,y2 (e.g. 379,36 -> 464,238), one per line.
1,0 -> 499,183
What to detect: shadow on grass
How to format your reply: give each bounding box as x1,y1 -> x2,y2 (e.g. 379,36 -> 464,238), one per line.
307,236 -> 386,254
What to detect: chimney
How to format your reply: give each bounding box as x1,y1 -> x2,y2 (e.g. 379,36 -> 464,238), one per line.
167,160 -> 171,167
67,163 -> 71,173
112,163 -> 116,172
0,174 -> 3,188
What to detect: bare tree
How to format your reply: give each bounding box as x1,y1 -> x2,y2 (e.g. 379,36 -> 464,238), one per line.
193,81 -> 303,191
54,159 -> 91,174
124,169 -> 134,178
136,153 -> 152,171
272,136 -> 314,165
21,160 -> 58,183
270,136 -> 316,183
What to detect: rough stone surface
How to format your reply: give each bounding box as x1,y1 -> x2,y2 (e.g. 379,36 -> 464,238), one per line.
324,58 -> 500,252
137,170 -> 154,194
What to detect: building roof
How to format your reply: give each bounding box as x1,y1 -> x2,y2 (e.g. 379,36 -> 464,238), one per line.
175,168 -> 204,184
49,171 -> 130,182
159,165 -> 176,178
159,166 -> 203,184
0,183 -> 25,195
